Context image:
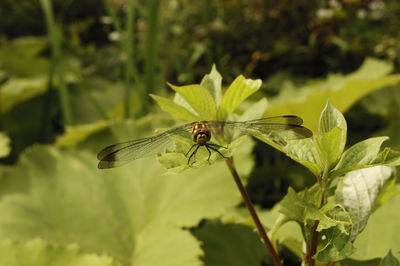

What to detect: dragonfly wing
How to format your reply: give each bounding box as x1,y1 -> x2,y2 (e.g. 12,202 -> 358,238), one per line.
97,124 -> 192,169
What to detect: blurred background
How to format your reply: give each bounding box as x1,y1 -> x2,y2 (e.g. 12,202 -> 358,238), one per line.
1,0 -> 400,265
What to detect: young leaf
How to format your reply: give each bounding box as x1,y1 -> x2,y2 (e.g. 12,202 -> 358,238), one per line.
239,98 -> 268,121
319,100 -> 347,134
217,75 -> 261,120
331,137 -> 389,177
200,64 -> 222,106
314,127 -> 344,171
167,83 -> 216,120
150,94 -> 201,121
0,239 -> 117,266
380,250 -> 400,266
283,139 -> 321,177
335,166 -> 394,240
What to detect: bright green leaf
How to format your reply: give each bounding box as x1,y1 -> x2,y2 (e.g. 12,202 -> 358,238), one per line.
217,75 -> 261,120
265,58 -> 400,132
0,132 -> 11,158
132,224 -> 203,266
168,83 -> 216,120
0,239 -> 117,266
315,127 -> 344,171
351,194 -> 400,260
331,137 -> 389,177
192,221 -> 269,266
239,98 -> 268,121
335,166 -> 394,240
0,139 -> 244,265
200,64 -> 222,106
55,121 -> 111,147
319,100 -> 347,134
283,138 -> 321,176
150,94 -> 201,121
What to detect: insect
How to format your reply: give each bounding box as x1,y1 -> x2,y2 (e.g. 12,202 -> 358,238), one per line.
97,115 -> 313,169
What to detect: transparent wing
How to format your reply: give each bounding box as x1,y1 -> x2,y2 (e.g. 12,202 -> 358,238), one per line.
97,123 -> 192,169
207,115 -> 313,139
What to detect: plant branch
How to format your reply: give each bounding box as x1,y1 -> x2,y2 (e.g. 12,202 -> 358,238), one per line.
225,157 -> 282,266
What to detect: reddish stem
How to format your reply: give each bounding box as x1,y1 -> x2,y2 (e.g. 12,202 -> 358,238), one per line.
225,157 -> 282,266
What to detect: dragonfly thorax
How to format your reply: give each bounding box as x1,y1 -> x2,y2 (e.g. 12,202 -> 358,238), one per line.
192,122 -> 211,145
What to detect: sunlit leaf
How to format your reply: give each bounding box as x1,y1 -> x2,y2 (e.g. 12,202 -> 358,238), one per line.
351,194 -> 400,260
265,58 -> 400,131
56,121 -> 111,147
168,83 -> 216,120
217,75 -> 261,120
0,132 -> 245,265
331,137 -> 389,177
150,94 -> 201,121
315,127 -> 344,171
0,239 -> 117,266
200,64 -> 222,106
335,166 -> 394,240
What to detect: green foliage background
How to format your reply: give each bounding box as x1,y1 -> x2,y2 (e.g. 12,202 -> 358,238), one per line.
1,0 -> 400,265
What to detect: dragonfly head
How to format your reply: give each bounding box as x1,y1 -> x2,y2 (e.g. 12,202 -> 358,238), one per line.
192,122 -> 211,145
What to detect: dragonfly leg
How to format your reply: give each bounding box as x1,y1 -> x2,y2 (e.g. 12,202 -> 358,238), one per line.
207,144 -> 229,159
205,145 -> 212,164
185,143 -> 197,157
208,143 -> 228,149
187,145 -> 200,165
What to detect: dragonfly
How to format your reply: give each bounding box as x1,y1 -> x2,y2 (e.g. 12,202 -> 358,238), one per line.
97,115 -> 313,169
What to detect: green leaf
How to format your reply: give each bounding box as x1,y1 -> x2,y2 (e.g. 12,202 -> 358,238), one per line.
239,98 -> 268,121
331,137 -> 389,177
150,94 -> 201,121
380,250 -> 400,266
315,127 -> 345,171
217,75 -> 261,120
55,121 -> 111,147
319,100 -> 347,134
0,137 -> 244,265
168,83 -> 216,120
132,224 -> 203,266
335,166 -> 394,240
192,221 -> 269,266
283,138 -> 321,177
351,194 -> 400,260
200,64 -> 222,106
314,225 -> 355,262
0,239 -> 117,266
265,58 -> 400,131
0,132 -> 11,158
1,76 -> 48,113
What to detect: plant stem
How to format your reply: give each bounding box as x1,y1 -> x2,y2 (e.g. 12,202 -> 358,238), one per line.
225,157 -> 282,266
144,0 -> 161,102
40,0 -> 72,125
307,169 -> 329,266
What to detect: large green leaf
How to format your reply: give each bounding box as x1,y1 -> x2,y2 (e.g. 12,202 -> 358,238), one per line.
192,221 -> 269,266
351,193 -> 400,260
335,166 -> 394,240
217,75 -> 261,120
265,58 -> 400,131
0,138 -> 245,265
0,239 -> 117,266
